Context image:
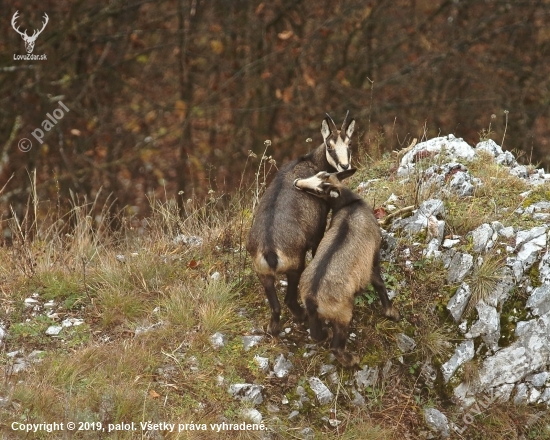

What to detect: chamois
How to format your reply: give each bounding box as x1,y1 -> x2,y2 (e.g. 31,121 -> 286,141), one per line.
294,169 -> 401,367
246,114 -> 355,335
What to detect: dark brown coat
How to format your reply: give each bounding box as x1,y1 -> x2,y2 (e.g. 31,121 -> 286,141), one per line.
294,170 -> 400,366
246,116 -> 355,335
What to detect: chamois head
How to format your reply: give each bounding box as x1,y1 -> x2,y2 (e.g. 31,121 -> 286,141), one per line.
321,112 -> 355,172
293,168 -> 356,199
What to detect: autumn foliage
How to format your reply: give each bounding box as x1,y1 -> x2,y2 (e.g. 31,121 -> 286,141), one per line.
1,0 -> 549,224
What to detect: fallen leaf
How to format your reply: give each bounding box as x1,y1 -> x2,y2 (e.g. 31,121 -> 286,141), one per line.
374,207 -> 387,219
278,30 -> 294,40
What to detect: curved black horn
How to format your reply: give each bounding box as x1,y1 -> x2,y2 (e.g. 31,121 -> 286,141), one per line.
325,113 -> 337,131
340,110 -> 350,131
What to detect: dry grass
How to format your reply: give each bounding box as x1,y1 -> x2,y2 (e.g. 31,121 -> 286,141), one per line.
1,149 -> 550,440
465,253 -> 507,316
414,324 -> 454,364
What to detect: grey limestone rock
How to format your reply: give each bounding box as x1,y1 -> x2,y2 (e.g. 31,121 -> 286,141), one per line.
475,139 -> 503,157
465,301 -> 500,351
273,354 -> 293,378
210,332 -> 226,349
242,335 -> 263,351
527,371 -> 548,388
456,311 -> 550,402
240,408 -> 262,424
398,135 -> 476,177
396,333 -> 417,353
447,283 -> 471,322
228,384 -> 264,405
354,365 -> 379,390
526,284 -> 550,317
254,355 -> 269,373
308,377 -> 334,405
470,223 -> 495,253
424,407 -> 450,438
447,252 -> 474,284
441,340 -> 475,383
539,251 -> 550,284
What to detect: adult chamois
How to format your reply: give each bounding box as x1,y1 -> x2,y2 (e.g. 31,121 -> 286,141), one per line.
293,169 -> 401,366
246,114 -> 355,335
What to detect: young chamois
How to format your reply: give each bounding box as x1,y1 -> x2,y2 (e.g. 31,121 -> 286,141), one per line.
293,169 -> 401,367
246,114 -> 355,335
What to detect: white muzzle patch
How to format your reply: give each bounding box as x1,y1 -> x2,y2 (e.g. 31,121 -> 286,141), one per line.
326,136 -> 350,172
294,172 -> 328,194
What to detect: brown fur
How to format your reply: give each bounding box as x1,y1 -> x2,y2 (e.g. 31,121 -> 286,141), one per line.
295,170 -> 401,366
246,116 -> 355,335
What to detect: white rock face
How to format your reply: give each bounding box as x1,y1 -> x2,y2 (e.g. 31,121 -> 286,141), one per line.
240,408 -> 262,424
398,135 -> 476,177
308,377 -> 333,405
456,311 -> 550,401
354,365 -> 379,389
273,354 -> 293,378
253,355 -> 269,373
441,340 -> 475,383
465,301 -> 500,351
424,407 -> 450,438
475,139 -> 503,157
508,226 -> 547,280
446,252 -> 474,283
210,332 -> 226,349
228,384 -> 264,405
242,335 -> 263,351
393,199 -> 445,235
45,326 -> 63,336
447,284 -> 471,323
396,333 -> 416,353
470,223 -> 495,253
526,284 -> 550,317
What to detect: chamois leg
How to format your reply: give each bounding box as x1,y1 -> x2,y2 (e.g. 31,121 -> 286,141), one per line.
371,252 -> 401,322
305,298 -> 328,342
259,274 -> 281,335
284,270 -> 306,323
330,317 -> 359,367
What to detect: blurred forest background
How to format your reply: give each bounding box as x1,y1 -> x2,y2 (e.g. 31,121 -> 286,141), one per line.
1,0 -> 549,231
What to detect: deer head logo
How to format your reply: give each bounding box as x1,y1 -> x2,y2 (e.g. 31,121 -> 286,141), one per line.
11,11 -> 49,54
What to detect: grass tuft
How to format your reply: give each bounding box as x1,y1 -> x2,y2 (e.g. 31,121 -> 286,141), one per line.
465,253 -> 506,316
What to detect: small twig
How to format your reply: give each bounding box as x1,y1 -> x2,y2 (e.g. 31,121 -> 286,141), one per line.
394,137 -> 417,165
379,205 -> 415,227
0,174 -> 14,196
367,77 -> 374,137
501,110 -> 509,149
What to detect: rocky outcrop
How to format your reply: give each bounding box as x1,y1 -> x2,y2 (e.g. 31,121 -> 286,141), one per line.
390,135 -> 550,410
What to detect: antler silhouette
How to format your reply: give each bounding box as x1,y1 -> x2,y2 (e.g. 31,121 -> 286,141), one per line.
11,11 -> 49,54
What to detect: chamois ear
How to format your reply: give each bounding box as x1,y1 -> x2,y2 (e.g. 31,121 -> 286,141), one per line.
335,168 -> 356,181
321,118 -> 331,142
345,119 -> 356,139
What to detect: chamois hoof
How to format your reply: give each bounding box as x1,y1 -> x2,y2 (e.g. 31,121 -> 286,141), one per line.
266,319 -> 281,336
292,307 -> 307,324
333,350 -> 360,368
383,306 -> 401,322
310,327 -> 330,343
